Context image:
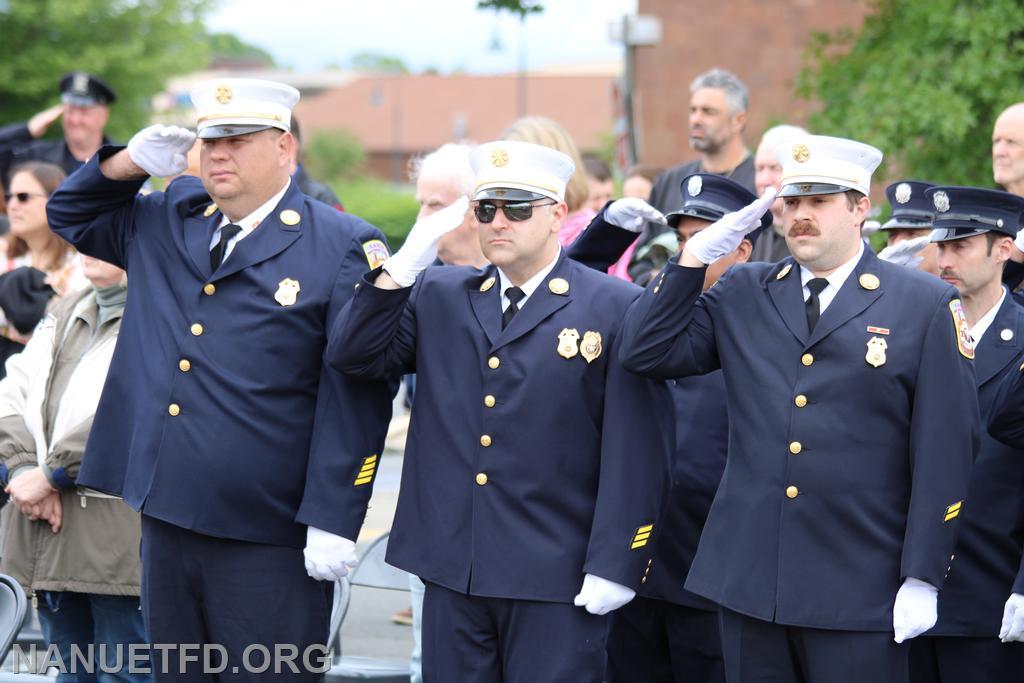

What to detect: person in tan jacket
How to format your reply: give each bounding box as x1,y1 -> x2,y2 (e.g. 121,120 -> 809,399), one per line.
0,254 -> 148,682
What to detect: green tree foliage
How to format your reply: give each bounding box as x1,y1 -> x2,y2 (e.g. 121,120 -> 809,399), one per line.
476,0 -> 543,19
799,0 -> 1024,186
305,129 -> 366,181
337,177 -> 419,250
205,32 -> 275,67
351,52 -> 409,75
0,0 -> 210,140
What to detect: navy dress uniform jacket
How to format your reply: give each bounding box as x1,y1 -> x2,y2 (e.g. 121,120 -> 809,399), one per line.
619,249 -> 979,630
930,291 -> 1024,635
45,148 -> 393,547
328,252 -> 675,602
568,216 -> 727,609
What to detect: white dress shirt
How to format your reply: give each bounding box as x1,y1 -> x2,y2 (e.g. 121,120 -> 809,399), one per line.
799,241 -> 864,314
210,180 -> 291,263
968,286 -> 1007,345
497,248 -> 561,313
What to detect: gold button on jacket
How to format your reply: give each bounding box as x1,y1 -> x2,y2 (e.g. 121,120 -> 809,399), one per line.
483,395 -> 496,408
179,359 -> 191,372
789,441 -> 802,455
801,353 -> 814,366
168,404 -> 181,416
190,323 -> 203,336
203,283 -> 216,296
786,486 -> 799,499
475,473 -> 488,486
794,395 -> 807,407
488,356 -> 500,369
480,435 -> 492,447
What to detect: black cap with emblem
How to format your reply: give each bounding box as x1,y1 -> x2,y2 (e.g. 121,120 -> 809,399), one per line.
59,72 -> 117,106
880,180 -> 936,230
665,173 -> 772,243
926,186 -> 1024,243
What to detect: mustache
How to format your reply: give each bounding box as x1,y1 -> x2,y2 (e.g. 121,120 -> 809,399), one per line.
788,221 -> 819,237
939,269 -> 958,279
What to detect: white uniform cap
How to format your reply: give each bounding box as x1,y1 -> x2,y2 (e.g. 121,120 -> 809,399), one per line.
190,78 -> 300,140
470,140 -> 575,203
775,135 -> 883,197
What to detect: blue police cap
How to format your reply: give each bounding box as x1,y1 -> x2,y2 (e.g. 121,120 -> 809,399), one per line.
926,186 -> 1024,243
59,72 -> 117,106
880,180 -> 935,230
666,173 -> 772,243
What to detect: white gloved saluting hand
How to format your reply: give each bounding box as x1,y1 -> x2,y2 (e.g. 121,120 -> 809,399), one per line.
604,198 -> 667,233
999,593 -> 1024,642
684,188 -> 777,264
382,196 -> 470,287
126,124 -> 197,178
573,573 -> 636,616
892,577 -> 938,643
877,235 -> 931,269
303,526 -> 359,582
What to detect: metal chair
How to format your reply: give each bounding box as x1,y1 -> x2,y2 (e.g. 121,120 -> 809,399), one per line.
0,575 -> 26,663
324,533 -> 411,683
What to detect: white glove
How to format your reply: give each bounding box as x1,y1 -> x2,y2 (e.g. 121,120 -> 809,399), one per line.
573,573 -> 636,616
303,526 -> 359,582
126,124 -> 197,178
604,197 -> 667,233
1000,593 -> 1024,642
892,577 -> 938,643
382,196 -> 469,287
877,235 -> 931,268
684,187 -> 777,264
1014,227 -> 1024,254
861,220 -> 882,237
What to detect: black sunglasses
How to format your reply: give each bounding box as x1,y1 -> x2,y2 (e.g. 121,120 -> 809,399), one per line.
4,192 -> 47,204
474,200 -> 556,223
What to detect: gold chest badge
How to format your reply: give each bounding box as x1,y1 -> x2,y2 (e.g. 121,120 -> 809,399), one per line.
557,328 -> 580,359
580,331 -> 603,364
865,336 -> 887,367
274,278 -> 301,306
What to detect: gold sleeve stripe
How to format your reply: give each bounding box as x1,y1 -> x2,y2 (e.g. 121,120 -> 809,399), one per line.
353,455 -> 379,486
944,501 -> 963,522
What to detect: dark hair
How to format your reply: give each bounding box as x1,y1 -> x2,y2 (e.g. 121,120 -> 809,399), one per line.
843,189 -> 866,210
6,161 -> 73,269
582,155 -> 612,182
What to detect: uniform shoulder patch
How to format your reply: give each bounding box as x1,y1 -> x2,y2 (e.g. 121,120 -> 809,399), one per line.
362,239 -> 390,269
949,299 -> 974,360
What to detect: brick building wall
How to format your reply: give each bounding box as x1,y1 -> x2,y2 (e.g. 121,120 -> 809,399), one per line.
634,0 -> 870,169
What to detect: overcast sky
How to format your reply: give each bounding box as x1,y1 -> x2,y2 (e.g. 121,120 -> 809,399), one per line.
205,0 -> 638,73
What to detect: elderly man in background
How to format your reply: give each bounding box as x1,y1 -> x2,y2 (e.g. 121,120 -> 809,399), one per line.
749,124 -> 807,262
0,72 -> 115,191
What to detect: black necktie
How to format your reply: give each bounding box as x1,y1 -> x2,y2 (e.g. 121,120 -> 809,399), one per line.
502,287 -> 525,329
210,224 -> 243,271
805,278 -> 829,333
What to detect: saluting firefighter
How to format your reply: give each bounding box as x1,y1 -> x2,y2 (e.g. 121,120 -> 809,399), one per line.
568,173 -> 770,682
618,135 -> 979,683
328,140 -> 674,682
45,79 -> 394,680
899,186 -> 1024,681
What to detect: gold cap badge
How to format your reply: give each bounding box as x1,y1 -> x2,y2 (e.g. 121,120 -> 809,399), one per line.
859,273 -> 880,290
203,203 -> 218,217
490,148 -> 509,167
580,331 -> 603,364
274,278 -> 301,306
548,278 -> 569,295
479,277 -> 495,292
279,209 -> 301,226
776,263 -> 793,280
792,143 -> 810,163
215,85 -> 232,104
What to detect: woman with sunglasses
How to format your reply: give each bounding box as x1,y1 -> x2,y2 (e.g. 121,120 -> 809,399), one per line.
0,162 -> 87,366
